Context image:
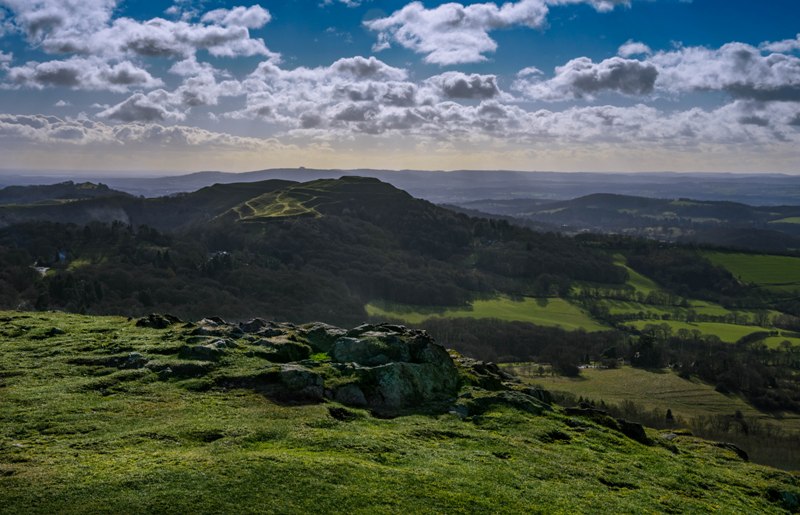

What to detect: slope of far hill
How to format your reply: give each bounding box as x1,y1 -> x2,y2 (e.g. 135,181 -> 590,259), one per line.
0,181 -> 130,205
458,193 -> 800,252
0,310 -> 798,513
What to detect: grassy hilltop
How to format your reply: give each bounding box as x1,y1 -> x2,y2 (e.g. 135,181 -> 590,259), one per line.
1,310 -> 798,513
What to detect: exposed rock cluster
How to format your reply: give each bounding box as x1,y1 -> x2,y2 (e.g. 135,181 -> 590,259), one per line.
128,314 -> 655,448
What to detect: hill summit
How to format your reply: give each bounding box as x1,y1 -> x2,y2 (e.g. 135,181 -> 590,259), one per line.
0,310 -> 798,512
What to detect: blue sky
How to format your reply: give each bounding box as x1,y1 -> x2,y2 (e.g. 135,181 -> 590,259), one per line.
0,0 -> 799,174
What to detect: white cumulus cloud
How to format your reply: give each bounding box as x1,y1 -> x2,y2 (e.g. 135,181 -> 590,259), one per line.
365,0 -> 630,65
6,57 -> 164,92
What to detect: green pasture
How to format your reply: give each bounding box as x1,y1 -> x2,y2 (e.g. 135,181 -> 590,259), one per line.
366,296 -> 608,332
704,252 -> 800,292
626,320 -> 766,343
769,217 -> 800,224
507,365 -> 800,434
603,299 -> 777,323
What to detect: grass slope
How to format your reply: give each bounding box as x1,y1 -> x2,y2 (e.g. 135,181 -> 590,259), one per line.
510,365 -> 800,434
366,296 -> 608,332
705,252 -> 800,292
1,311 -> 798,513
616,255 -> 661,295
626,320 -> 766,343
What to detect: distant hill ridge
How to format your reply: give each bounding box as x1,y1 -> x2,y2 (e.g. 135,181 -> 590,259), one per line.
0,180 -> 130,205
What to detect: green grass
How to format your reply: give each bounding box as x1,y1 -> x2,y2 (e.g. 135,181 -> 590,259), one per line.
1,310 -> 797,513
705,252 -> 800,292
762,334 -> 800,349
613,255 -> 661,295
507,365 -> 800,434
626,320 -> 766,343
602,299 -> 778,322
366,296 -> 609,332
237,189 -> 321,220
769,217 -> 800,224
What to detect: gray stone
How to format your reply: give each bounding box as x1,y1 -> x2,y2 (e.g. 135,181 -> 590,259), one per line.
360,360 -> 460,409
279,364 -> 324,401
135,314 -> 181,329
179,343 -> 225,361
333,383 -> 368,407
255,338 -> 311,363
331,335 -> 411,366
239,318 -> 268,333
300,322 -> 347,353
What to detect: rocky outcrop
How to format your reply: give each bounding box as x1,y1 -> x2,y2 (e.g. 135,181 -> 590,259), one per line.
130,316 -> 550,416
326,325 -> 460,410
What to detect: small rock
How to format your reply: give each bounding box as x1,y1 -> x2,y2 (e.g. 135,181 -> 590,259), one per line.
239,318 -> 268,333
328,406 -> 358,422
715,442 -> 749,461
124,352 -> 148,369
45,327 -> 65,337
179,343 -> 225,361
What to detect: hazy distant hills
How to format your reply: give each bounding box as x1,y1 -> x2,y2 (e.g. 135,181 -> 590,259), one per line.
457,193 -> 800,252
3,175 -> 800,252
2,168 -> 800,205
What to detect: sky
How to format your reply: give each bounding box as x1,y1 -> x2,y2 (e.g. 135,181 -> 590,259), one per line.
0,0 -> 799,175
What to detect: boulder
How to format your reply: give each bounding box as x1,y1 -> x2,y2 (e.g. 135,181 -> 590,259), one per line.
357,361 -> 460,410
616,419 -> 650,445
715,442 -> 749,461
300,322 -> 347,353
255,338 -> 312,363
345,323 -> 378,337
191,319 -> 242,338
278,364 -> 324,401
521,386 -> 553,405
239,318 -> 268,333
135,313 -> 182,329
453,355 -> 517,390
564,407 -> 651,445
333,382 -> 368,407
331,335 -> 411,366
179,339 -> 231,361
123,352 -> 148,369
